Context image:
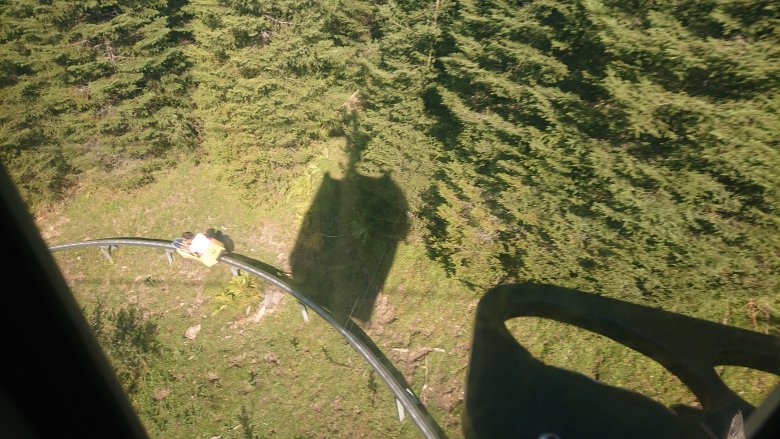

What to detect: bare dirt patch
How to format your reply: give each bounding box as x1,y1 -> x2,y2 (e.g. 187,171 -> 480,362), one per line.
232,284 -> 286,327
365,293 -> 397,337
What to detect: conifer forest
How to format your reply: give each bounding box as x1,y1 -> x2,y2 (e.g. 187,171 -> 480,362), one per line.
1,0 -> 779,438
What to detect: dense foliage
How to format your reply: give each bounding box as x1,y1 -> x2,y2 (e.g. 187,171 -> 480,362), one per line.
87,300 -> 162,396
2,0 -> 778,317
0,0 -> 198,202
421,0 -> 780,313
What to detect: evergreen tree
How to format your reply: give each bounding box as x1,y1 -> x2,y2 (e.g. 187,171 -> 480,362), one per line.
419,0 -> 780,313
1,0 -> 777,318
0,0 -> 197,208
185,0 -> 374,200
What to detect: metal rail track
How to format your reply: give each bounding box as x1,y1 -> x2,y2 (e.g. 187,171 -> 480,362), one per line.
49,238 -> 445,439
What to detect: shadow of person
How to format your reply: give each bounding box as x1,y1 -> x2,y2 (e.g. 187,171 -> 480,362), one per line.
290,112 -> 409,326
463,283 -> 780,439
206,228 -> 235,252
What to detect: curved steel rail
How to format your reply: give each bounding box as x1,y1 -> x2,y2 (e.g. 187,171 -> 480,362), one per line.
49,238 -> 444,439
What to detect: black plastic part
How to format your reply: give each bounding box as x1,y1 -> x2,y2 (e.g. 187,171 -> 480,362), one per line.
0,163 -> 149,438
463,284 -> 780,439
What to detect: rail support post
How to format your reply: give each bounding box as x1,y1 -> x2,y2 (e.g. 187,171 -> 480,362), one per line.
99,245 -> 116,263
299,302 -> 310,322
231,266 -> 240,277
165,249 -> 174,266
396,399 -> 405,422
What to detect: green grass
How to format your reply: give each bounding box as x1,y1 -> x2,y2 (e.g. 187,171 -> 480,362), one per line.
43,148 -> 463,438
54,228 -> 427,438
39,147 -> 778,438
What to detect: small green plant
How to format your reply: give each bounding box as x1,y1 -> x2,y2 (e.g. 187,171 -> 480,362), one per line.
290,336 -> 300,352
367,370 -> 378,407
238,405 -> 260,439
143,276 -> 162,287
212,273 -> 263,314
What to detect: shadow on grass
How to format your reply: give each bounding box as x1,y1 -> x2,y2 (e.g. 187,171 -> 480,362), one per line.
206,228 -> 235,252
464,283 -> 780,439
222,252 -> 292,283
221,250 -> 448,438
289,112 -> 410,325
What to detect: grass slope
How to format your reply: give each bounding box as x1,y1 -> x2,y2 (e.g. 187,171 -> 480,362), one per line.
38,143 -> 778,438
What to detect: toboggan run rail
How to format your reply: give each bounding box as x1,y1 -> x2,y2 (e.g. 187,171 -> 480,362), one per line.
49,238 -> 445,439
